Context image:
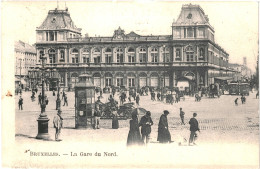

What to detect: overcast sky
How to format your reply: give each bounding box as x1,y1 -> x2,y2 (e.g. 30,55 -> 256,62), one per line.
2,1 -> 258,72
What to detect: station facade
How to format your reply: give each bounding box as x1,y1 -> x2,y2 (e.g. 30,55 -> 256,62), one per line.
29,4 -> 235,91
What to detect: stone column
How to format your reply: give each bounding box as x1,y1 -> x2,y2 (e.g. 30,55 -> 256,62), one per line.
135,47 -> 139,64
124,47 -> 128,64
65,71 -> 68,89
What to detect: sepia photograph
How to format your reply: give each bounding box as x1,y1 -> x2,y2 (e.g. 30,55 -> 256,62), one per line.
1,1 -> 259,168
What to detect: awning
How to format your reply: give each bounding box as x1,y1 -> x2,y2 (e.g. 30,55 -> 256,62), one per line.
214,77 -> 233,81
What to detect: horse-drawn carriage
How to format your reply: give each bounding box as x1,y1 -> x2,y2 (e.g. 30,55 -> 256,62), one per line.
99,100 -> 135,119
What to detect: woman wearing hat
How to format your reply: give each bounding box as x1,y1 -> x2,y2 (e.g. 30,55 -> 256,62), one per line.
157,110 -> 171,143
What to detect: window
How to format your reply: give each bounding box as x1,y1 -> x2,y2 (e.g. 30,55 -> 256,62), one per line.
139,48 -> 146,63
50,32 -> 55,41
82,49 -> 90,63
128,78 -> 135,87
199,48 -> 205,60
60,50 -> 65,62
151,48 -> 158,63
105,48 -> 112,63
71,49 -> 79,63
116,78 -> 123,86
187,28 -> 193,38
116,48 -> 124,63
48,49 -> 56,64
185,46 -> 194,62
93,48 -> 101,64
162,47 -> 170,62
128,47 -> 135,63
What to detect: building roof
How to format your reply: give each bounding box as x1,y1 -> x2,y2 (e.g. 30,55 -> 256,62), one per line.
37,8 -> 81,33
173,3 -> 214,31
14,40 -> 36,54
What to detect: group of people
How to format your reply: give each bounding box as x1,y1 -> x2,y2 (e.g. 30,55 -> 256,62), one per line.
127,109 -> 200,146
234,95 -> 247,105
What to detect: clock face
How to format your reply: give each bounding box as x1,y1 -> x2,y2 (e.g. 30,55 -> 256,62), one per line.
187,13 -> 192,19
117,35 -> 122,39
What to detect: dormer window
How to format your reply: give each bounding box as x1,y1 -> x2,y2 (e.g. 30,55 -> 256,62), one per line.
52,17 -> 56,23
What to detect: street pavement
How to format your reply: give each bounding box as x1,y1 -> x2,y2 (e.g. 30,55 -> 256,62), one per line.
13,89 -> 259,168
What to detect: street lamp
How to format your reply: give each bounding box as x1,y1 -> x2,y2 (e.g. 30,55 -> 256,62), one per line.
56,75 -> 61,110
36,54 -> 50,140
163,45 -> 166,88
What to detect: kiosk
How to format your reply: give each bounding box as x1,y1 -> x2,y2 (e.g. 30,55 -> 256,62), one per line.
75,74 -> 95,129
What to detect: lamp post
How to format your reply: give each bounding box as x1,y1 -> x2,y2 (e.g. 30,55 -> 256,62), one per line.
56,77 -> 61,110
163,45 -> 166,88
36,54 -> 50,140
19,58 -> 22,93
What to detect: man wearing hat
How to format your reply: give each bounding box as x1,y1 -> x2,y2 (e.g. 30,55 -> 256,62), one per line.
139,111 -> 153,145
157,110 -> 171,143
189,113 -> 200,145
53,109 -> 63,141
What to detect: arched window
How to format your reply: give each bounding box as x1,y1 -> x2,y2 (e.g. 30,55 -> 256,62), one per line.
93,48 -> 101,64
105,48 -> 112,63
116,48 -> 124,64
71,48 -> 79,63
139,48 -> 146,63
82,48 -> 90,63
48,49 -> 56,64
151,47 -> 158,63
162,46 -> 170,62
128,47 -> 135,63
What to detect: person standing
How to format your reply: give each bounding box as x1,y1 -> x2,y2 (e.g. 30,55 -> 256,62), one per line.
112,109 -> 119,129
38,93 -> 42,105
18,96 -> 23,110
63,94 -> 68,106
139,111 -> 153,145
235,98 -> 238,106
94,101 -> 101,129
136,94 -> 140,106
189,113 -> 200,146
157,110 -> 171,143
53,90 -> 55,96
180,108 -> 185,125
53,109 -> 63,141
127,114 -> 143,146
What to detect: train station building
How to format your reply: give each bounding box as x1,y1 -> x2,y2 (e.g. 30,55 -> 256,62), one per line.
29,4 -> 236,92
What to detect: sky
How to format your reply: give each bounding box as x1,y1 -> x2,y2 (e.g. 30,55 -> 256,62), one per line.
2,1 -> 258,72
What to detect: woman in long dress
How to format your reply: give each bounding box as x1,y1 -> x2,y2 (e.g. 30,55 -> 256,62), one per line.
112,110 -> 119,129
157,110 -> 171,143
127,114 -> 143,146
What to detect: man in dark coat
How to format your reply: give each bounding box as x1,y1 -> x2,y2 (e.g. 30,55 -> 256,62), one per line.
139,111 -> 153,145
180,108 -> 185,125
18,96 -> 23,110
189,113 -> 200,146
38,93 -> 42,105
136,94 -> 140,106
94,98 -> 102,129
157,110 -> 171,143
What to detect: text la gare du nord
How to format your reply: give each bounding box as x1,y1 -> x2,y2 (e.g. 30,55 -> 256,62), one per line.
29,151 -> 118,157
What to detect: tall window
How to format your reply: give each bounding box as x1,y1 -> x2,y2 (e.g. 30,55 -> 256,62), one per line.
105,48 -> 112,63
128,47 -> 135,63
49,49 -> 56,64
71,49 -> 79,63
139,48 -> 146,63
82,48 -> 90,63
199,48 -> 205,61
60,50 -> 65,62
186,46 -> 194,62
93,48 -> 101,64
162,47 -> 170,62
187,28 -> 193,38
128,78 -> 135,87
151,47 -> 158,63
175,48 -> 181,61
116,48 -> 124,64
